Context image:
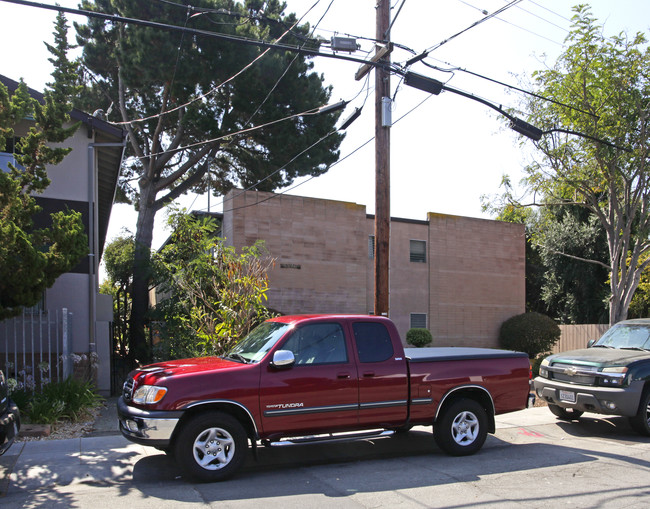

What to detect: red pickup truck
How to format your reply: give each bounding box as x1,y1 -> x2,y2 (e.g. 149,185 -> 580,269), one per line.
118,314 -> 532,481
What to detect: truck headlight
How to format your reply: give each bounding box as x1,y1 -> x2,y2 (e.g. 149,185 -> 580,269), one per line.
132,385 -> 168,404
539,358 -> 550,378
600,367 -> 627,386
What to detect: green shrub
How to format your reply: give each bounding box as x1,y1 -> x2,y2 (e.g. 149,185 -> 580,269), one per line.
499,312 -> 560,358
29,396 -> 66,425
40,377 -> 101,421
9,388 -> 32,413
406,328 -> 433,347
14,377 -> 101,425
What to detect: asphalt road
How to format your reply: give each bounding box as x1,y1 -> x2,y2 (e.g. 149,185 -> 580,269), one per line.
2,406 -> 650,508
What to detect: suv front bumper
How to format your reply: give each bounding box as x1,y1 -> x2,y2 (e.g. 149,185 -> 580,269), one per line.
117,396 -> 184,447
0,400 -> 20,456
533,377 -> 644,417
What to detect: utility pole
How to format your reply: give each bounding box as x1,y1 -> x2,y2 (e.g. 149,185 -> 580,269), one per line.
374,0 -> 391,316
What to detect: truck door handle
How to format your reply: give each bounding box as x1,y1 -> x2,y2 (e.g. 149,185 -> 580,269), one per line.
363,371 -> 375,378
337,372 -> 351,379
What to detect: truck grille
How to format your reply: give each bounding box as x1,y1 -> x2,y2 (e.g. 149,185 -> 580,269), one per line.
550,364 -> 597,385
122,378 -> 135,401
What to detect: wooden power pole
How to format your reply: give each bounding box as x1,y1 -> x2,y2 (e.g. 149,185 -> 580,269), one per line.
374,0 -> 391,316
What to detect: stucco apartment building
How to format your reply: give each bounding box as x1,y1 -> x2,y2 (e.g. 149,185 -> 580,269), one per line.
0,75 -> 125,395
222,189 -> 525,348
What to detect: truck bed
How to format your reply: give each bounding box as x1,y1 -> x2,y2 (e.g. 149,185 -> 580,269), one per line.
405,347 -> 528,363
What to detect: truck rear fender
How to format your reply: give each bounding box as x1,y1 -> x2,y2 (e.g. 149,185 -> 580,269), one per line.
435,385 -> 496,434
177,400 -> 259,441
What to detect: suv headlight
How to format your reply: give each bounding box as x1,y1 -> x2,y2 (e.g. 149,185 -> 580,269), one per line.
539,358 -> 550,378
132,385 -> 168,404
600,366 -> 628,386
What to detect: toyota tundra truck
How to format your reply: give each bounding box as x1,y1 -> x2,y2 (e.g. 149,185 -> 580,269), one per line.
534,318 -> 650,435
118,314 -> 532,481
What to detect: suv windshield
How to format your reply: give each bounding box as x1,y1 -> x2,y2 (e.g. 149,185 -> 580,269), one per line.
594,324 -> 650,350
226,322 -> 290,363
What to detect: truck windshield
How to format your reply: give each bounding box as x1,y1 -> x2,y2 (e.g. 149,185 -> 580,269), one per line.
594,324 -> 650,350
226,322 -> 290,363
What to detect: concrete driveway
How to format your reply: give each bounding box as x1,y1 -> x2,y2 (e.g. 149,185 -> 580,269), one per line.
2,406 -> 650,508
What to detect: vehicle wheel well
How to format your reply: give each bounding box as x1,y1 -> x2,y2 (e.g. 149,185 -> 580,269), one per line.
172,403 -> 257,444
436,387 -> 496,433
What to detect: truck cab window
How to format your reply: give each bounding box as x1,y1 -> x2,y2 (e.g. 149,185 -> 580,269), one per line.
353,322 -> 394,363
281,323 -> 348,365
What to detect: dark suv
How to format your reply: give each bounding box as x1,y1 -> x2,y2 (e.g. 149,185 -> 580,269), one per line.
534,319 -> 650,435
0,370 -> 20,455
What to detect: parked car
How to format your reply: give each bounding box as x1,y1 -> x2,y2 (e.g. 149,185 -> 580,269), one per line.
118,314 -> 532,481
0,370 -> 20,455
534,318 -> 650,435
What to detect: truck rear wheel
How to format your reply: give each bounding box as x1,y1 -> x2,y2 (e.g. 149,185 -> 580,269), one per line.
548,404 -> 583,420
629,390 -> 650,436
434,398 -> 488,456
174,412 -> 247,482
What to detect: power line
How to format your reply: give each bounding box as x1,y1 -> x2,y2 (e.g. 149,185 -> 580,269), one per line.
420,58 -> 599,119
424,0 -> 523,53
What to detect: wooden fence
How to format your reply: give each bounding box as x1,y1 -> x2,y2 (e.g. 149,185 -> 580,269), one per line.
553,324 -> 610,353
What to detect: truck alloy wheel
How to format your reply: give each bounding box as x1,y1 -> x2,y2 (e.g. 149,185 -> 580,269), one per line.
629,390 -> 650,436
175,412 -> 247,482
434,398 -> 488,456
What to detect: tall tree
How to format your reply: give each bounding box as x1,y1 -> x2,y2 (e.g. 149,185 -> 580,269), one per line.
75,0 -> 344,360
508,5 -> 650,324
0,12 -> 87,319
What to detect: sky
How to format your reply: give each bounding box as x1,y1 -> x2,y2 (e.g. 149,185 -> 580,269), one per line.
1,0 -> 650,264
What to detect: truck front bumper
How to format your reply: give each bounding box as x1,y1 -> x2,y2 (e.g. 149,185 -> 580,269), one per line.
117,396 -> 184,448
533,377 -> 644,417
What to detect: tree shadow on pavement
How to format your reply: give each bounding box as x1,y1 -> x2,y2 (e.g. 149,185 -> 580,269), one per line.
126,429 -> 648,504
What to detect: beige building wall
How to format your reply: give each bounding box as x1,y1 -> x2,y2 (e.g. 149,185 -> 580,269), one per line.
223,189 -> 525,348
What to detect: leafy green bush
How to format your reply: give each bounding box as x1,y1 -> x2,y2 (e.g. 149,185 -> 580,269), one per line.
499,312 -> 560,358
29,396 -> 66,425
40,377 -> 101,421
9,388 -> 32,414
14,377 -> 101,425
406,328 -> 433,348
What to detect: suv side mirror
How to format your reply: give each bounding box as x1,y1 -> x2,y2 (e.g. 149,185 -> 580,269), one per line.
587,339 -> 595,348
271,350 -> 295,369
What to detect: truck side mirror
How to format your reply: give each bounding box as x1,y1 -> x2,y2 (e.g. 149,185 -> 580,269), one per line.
271,350 -> 295,369
587,339 -> 595,348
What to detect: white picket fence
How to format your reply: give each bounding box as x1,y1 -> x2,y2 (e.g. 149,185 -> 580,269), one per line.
0,308 -> 73,391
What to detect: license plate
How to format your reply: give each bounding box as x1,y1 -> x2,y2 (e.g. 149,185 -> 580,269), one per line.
559,390 -> 576,403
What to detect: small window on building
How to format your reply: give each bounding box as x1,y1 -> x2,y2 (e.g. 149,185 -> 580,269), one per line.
368,235 -> 375,259
410,240 -> 426,263
410,313 -> 427,329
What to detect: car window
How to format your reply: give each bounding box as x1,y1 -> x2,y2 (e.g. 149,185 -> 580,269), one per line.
353,322 -> 394,363
281,323 -> 348,365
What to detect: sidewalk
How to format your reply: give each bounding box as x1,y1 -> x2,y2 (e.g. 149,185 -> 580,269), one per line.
0,396 -> 121,498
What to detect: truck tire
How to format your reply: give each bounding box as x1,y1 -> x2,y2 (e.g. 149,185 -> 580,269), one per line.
629,390 -> 650,436
548,404 -> 584,421
174,412 -> 247,482
434,398 -> 488,456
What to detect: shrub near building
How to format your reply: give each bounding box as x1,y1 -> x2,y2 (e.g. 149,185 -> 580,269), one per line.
499,312 -> 560,360
406,328 -> 433,348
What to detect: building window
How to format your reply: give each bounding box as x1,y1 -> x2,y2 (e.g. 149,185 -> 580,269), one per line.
368,235 -> 375,259
410,240 -> 426,263
410,313 -> 427,329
